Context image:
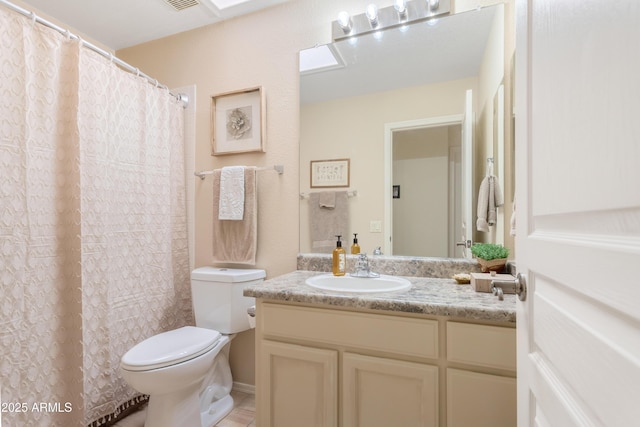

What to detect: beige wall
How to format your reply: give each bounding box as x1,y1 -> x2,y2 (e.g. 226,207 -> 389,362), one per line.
117,0 -> 514,386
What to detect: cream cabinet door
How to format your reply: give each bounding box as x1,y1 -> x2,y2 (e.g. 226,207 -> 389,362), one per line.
258,340 -> 338,427
447,368 -> 516,427
342,352 -> 439,427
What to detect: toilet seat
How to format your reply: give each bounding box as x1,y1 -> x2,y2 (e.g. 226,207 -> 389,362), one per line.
121,326 -> 221,372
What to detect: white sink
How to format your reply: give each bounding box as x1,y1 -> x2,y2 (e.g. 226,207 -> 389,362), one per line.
305,273 -> 412,293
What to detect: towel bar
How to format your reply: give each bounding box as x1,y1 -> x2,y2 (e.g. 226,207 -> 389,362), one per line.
194,165 -> 284,180
300,190 -> 358,199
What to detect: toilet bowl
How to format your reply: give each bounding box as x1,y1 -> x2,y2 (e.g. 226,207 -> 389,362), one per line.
120,267 -> 265,427
121,327 -> 227,427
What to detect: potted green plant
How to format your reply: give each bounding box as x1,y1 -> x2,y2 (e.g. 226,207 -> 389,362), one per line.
470,243 -> 510,272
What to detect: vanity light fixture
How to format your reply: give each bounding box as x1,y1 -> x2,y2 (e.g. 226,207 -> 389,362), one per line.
366,4 -> 379,28
337,11 -> 353,33
332,0 -> 450,42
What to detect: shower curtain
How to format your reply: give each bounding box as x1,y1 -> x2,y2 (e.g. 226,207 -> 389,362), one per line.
0,8 -> 192,426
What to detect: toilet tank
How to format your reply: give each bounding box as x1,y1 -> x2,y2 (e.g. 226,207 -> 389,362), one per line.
191,267 -> 265,334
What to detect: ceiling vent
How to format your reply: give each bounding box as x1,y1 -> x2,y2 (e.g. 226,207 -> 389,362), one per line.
164,0 -> 200,11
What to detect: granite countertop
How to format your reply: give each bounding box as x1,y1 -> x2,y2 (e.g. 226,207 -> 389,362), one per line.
244,270 -> 516,323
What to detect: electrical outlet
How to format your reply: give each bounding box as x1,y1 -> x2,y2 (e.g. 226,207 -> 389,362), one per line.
370,220 -> 382,233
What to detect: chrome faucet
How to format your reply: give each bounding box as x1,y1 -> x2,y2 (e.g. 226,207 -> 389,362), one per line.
351,253 -> 380,278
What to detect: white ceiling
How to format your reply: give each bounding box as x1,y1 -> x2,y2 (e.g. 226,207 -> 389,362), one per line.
16,0 -> 290,50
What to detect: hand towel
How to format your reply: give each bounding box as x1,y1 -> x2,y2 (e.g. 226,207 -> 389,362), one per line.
309,191 -> 349,253
318,191 -> 336,209
212,167 -> 257,264
476,175 -> 504,232
218,166 -> 245,220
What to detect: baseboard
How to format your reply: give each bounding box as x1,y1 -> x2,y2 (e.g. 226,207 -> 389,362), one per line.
232,381 -> 256,395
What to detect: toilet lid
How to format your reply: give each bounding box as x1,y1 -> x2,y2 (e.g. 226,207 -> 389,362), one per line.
121,326 -> 221,371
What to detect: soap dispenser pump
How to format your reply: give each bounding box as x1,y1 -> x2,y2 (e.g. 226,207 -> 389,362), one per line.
351,233 -> 360,254
332,235 -> 347,276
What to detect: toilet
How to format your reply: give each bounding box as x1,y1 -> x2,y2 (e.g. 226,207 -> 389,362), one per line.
120,267 -> 265,427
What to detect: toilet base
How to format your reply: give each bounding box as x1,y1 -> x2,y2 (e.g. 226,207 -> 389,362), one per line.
200,394 -> 234,427
144,382 -> 202,427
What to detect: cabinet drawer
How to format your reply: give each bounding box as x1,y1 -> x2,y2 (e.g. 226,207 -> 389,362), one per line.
261,303 -> 438,359
446,322 -> 516,371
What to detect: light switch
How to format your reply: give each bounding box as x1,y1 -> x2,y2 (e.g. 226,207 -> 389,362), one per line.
370,220 -> 382,233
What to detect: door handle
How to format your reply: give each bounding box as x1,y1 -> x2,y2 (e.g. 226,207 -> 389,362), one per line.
456,239 -> 472,248
491,273 -> 527,301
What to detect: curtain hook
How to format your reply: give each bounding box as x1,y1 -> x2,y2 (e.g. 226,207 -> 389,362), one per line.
135,68 -> 140,77
30,11 -> 37,24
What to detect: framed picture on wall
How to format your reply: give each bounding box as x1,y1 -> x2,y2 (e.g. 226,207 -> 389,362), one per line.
211,86 -> 266,155
310,158 -> 350,188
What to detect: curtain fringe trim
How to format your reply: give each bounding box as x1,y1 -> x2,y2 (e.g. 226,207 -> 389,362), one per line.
87,395 -> 149,427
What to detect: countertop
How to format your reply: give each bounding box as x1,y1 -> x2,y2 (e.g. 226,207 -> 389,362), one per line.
244,270 -> 516,323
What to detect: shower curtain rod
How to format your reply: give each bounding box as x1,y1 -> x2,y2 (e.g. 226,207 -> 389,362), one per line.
0,0 -> 188,108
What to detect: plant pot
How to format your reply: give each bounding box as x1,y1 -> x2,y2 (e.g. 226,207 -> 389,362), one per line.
476,257 -> 507,273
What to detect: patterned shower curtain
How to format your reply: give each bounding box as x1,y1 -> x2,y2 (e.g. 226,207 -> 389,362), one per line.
0,7 -> 192,426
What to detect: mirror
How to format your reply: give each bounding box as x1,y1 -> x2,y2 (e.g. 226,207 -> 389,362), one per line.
300,3 -> 513,258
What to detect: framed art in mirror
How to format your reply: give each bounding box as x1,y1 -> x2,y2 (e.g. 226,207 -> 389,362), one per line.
211,86 -> 265,155
310,158 -> 350,188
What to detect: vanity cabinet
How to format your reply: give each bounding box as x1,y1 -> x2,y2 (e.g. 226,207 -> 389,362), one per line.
255,301 -> 515,427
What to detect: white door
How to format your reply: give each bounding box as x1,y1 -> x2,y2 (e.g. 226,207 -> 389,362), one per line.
460,89 -> 473,258
515,1 -> 640,426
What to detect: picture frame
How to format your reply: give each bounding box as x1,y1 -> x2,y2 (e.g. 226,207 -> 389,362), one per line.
393,185 -> 401,199
211,86 -> 265,155
310,158 -> 350,188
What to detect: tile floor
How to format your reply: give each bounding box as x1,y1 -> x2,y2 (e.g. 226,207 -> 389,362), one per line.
111,390 -> 256,427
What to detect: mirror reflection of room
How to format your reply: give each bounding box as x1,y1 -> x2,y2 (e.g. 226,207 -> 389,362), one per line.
299,1 -> 515,259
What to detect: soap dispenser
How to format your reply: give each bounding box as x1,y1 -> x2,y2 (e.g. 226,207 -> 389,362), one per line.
351,233 -> 360,254
332,235 -> 347,276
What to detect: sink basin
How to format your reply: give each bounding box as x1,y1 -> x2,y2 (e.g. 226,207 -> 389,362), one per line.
305,273 -> 412,293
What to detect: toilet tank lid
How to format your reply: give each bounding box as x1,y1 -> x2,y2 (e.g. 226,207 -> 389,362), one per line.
191,267 -> 266,283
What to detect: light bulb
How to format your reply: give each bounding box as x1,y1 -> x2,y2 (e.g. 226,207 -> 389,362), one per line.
394,0 -> 407,14
337,11 -> 352,33
366,4 -> 379,27
394,0 -> 407,18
